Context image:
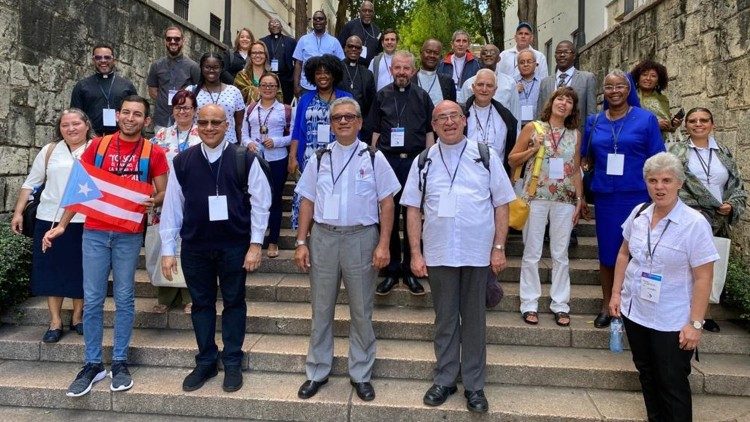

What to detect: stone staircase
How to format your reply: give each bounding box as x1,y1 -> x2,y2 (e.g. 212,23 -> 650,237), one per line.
1,184 -> 749,421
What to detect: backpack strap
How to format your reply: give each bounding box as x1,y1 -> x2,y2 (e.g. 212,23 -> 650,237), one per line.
235,144 -> 273,197
315,147 -> 333,173
137,140 -> 153,182
42,141 -> 59,183
283,104 -> 293,137
475,142 -> 491,172
417,147 -> 433,214
634,202 -> 652,219
94,135 -> 114,168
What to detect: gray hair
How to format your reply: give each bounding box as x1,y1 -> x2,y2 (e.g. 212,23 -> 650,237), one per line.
452,29 -> 470,42
475,68 -> 496,83
605,69 -> 631,91
643,152 -> 686,182
392,50 -> 416,67
330,97 -> 362,117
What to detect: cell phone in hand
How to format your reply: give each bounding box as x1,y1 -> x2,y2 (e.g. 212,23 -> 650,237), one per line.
673,108 -> 685,120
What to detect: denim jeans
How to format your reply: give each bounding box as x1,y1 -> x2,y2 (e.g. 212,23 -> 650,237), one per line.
82,229 -> 142,363
181,245 -> 248,367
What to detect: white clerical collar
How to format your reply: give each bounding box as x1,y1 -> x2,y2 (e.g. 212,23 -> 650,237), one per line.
335,140 -> 359,150
201,139 -> 228,154
438,137 -> 468,150
419,69 -> 436,75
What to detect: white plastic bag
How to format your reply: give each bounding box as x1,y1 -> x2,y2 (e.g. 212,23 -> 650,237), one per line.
710,237 -> 730,304
145,223 -> 187,288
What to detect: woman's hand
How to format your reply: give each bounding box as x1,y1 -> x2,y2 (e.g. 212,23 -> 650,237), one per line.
717,203 -> 732,216
580,200 -> 592,220
10,212 -> 23,235
263,138 -> 275,149
658,118 -> 671,131
288,157 -> 299,175
671,116 -> 683,128
247,142 -> 259,154
42,226 -> 65,252
573,199 -> 583,225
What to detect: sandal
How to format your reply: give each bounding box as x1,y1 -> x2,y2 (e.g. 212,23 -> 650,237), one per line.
554,312 -> 570,327
184,303 -> 192,314
522,311 -> 539,325
151,304 -> 169,314
267,244 -> 279,258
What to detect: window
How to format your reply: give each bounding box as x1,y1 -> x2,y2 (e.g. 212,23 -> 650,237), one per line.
624,0 -> 635,14
210,13 -> 221,40
545,38 -> 553,75
174,0 -> 189,20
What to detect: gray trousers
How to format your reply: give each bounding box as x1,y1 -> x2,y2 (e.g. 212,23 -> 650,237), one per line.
428,265 -> 488,391
306,223 -> 379,382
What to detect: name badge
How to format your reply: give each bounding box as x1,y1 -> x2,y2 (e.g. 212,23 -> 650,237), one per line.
521,105 -> 534,121
548,157 -> 564,180
167,89 -> 177,106
102,108 -> 117,127
391,127 -> 405,147
639,271 -> 662,303
606,153 -> 625,176
270,59 -> 279,72
438,193 -> 457,217
208,195 -> 229,221
323,193 -> 340,219
317,124 -> 331,146
360,46 -> 368,59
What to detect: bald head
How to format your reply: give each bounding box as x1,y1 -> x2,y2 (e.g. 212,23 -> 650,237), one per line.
344,35 -> 364,62
421,39 -> 442,71
196,104 -> 228,147
479,44 -> 500,70
432,100 -> 466,144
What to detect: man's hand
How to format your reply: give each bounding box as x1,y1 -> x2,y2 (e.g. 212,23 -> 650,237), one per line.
243,244 -> 262,272
142,196 -> 155,208
247,142 -> 259,153
10,213 -> 23,235
608,293 -> 622,318
161,256 -> 178,281
42,226 -> 66,252
490,249 -> 507,275
294,245 -> 311,272
411,253 -> 428,278
679,324 -> 702,351
372,243 -> 389,270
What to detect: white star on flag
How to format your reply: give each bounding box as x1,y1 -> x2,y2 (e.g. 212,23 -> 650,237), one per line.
78,182 -> 92,196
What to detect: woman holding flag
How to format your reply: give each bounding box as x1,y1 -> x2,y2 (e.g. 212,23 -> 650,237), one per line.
11,109 -> 93,343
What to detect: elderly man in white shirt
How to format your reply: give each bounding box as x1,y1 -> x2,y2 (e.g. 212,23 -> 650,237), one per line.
401,100 -> 515,414
497,22 -> 549,80
293,97 -> 401,402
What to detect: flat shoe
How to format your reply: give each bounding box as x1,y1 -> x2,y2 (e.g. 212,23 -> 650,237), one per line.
554,312 -> 570,327
350,380 -> 375,401
298,378 -> 328,399
593,312 -> 611,328
423,384 -> 457,406
267,244 -> 279,258
42,328 -> 63,343
70,322 -> 84,335
184,303 -> 192,314
464,389 -> 489,413
703,318 -> 720,333
152,304 -> 169,314
522,311 -> 538,325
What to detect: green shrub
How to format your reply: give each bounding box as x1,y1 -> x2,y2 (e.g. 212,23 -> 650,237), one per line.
0,223 -> 32,316
724,256 -> 750,321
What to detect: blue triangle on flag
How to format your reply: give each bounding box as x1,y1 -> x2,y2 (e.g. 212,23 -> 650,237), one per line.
59,160 -> 103,208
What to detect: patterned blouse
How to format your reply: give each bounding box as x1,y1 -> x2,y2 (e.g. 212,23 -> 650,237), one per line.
521,121 -> 579,205
638,89 -> 675,142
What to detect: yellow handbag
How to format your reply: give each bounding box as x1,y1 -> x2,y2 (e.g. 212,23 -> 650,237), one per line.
508,122 -> 547,230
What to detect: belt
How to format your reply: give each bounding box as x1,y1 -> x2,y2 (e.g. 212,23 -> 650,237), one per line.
315,222 -> 375,233
383,151 -> 418,159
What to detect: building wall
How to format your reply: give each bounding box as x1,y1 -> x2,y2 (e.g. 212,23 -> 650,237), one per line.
0,0 -> 222,214
578,0 -> 750,260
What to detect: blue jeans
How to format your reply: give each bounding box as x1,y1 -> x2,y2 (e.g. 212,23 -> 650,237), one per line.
82,229 -> 142,363
181,245 -> 248,367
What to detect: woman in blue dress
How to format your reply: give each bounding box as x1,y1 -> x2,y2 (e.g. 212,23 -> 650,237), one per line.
288,54 -> 352,228
581,69 -> 664,328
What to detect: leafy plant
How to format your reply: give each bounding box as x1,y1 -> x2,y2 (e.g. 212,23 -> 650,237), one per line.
724,256 -> 750,321
0,223 -> 32,317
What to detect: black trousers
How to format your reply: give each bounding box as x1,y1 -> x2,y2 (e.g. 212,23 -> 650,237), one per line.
384,154 -> 415,277
623,316 -> 694,422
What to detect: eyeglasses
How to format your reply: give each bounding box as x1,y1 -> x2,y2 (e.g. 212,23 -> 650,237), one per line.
165,36 -> 182,43
603,84 -> 629,92
174,105 -> 194,112
331,113 -> 359,123
346,44 -> 363,50
686,118 -> 712,124
202,65 -> 222,71
196,119 -> 226,127
93,55 -> 113,61
555,50 -> 574,56
432,112 -> 463,124
518,60 -> 536,65
259,84 -> 278,89
250,51 -> 265,56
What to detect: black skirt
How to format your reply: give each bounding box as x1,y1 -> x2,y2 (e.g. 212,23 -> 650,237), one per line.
31,219 -> 84,299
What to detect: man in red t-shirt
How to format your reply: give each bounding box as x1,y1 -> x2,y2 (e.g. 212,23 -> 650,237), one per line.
44,95 -> 169,397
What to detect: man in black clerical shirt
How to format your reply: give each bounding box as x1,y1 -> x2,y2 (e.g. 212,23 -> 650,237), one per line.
338,36 -> 376,124
337,1 -> 381,67
260,18 -> 297,104
367,51 -> 434,296
70,43 -> 137,136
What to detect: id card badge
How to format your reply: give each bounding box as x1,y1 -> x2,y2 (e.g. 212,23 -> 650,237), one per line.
521,105 -> 534,121
391,127 -> 405,147
360,46 -> 368,59
317,124 -> 331,145
270,59 -> 279,72
323,193 -> 340,219
548,157 -> 565,180
102,108 -> 117,127
167,89 -> 177,106
208,195 -> 229,221
606,153 -> 625,176
639,271 -> 662,303
438,193 -> 458,217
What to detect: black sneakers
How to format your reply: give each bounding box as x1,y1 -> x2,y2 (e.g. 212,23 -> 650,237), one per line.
66,363 -> 107,397
183,363 -> 219,392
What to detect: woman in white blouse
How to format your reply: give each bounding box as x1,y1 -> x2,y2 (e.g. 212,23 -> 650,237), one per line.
11,109 -> 92,343
241,73 -> 292,258
149,89 -> 202,314
609,152 -> 718,422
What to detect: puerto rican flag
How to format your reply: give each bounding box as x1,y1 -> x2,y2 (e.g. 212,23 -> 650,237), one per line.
60,160 -> 151,233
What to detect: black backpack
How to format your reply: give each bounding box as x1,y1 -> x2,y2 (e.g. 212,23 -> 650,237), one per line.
234,144 -> 272,196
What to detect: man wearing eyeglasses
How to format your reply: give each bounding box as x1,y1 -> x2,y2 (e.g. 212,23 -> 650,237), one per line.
70,43 -> 137,136
159,104 -> 271,393
338,36 -> 376,120
293,11 -> 345,98
336,1 -> 382,67
147,26 -> 201,132
401,100 -> 515,413
294,97 -> 400,401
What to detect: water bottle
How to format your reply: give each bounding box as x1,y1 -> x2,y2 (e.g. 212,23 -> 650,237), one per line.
609,317 -> 624,353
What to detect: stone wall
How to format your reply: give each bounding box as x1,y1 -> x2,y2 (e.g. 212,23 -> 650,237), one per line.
579,0 -> 750,260
0,0 -> 222,215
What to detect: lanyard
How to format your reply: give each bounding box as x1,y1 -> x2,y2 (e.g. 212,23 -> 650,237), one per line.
269,36 -> 283,60
343,62 -> 360,90
549,127 -> 566,153
176,129 -> 190,152
438,141 -> 467,191
99,74 -> 116,108
207,86 -> 224,104
257,105 -> 275,134
692,146 -> 713,183
393,95 -> 407,127
473,105 -> 493,145
359,20 -> 378,40
609,107 -> 631,153
201,143 -> 224,195
329,145 -> 359,186
418,71 -> 438,95
646,219 -> 671,261
114,137 -> 142,176
519,78 -> 536,100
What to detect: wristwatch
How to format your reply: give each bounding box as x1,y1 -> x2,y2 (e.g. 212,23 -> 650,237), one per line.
493,244 -> 505,251
691,320 -> 704,330
295,239 -> 307,248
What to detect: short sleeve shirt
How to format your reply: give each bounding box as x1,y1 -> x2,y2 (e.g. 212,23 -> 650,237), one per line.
147,55 -> 201,127
292,32 -> 345,91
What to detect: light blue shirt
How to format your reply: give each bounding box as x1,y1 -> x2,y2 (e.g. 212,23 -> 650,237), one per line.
517,76 -> 540,123
292,31 -> 345,91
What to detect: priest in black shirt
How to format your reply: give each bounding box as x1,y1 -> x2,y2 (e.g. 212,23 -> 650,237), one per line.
338,36 -> 376,126
337,1 -> 382,67
260,18 -> 297,104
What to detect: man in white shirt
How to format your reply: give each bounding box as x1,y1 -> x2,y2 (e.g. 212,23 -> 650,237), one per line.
411,38 -> 456,105
497,22 -> 549,80
368,28 -> 399,91
436,30 -> 480,103
401,100 -> 515,413
159,104 -> 272,393
294,97 -> 401,402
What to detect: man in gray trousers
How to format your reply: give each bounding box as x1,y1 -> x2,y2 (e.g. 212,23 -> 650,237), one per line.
401,100 -> 515,413
293,97 -> 401,401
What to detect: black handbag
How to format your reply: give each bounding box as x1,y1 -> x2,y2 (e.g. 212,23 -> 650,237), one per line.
21,142 -> 58,237
582,113 -> 601,203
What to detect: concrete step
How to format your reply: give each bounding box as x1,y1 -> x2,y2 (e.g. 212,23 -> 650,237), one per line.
0,360 -> 748,421
5,299 -> 749,355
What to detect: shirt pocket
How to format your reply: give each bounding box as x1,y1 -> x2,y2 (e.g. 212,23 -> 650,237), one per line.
355,164 -> 375,196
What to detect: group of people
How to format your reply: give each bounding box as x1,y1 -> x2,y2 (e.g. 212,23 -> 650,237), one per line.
7,2 -> 746,419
